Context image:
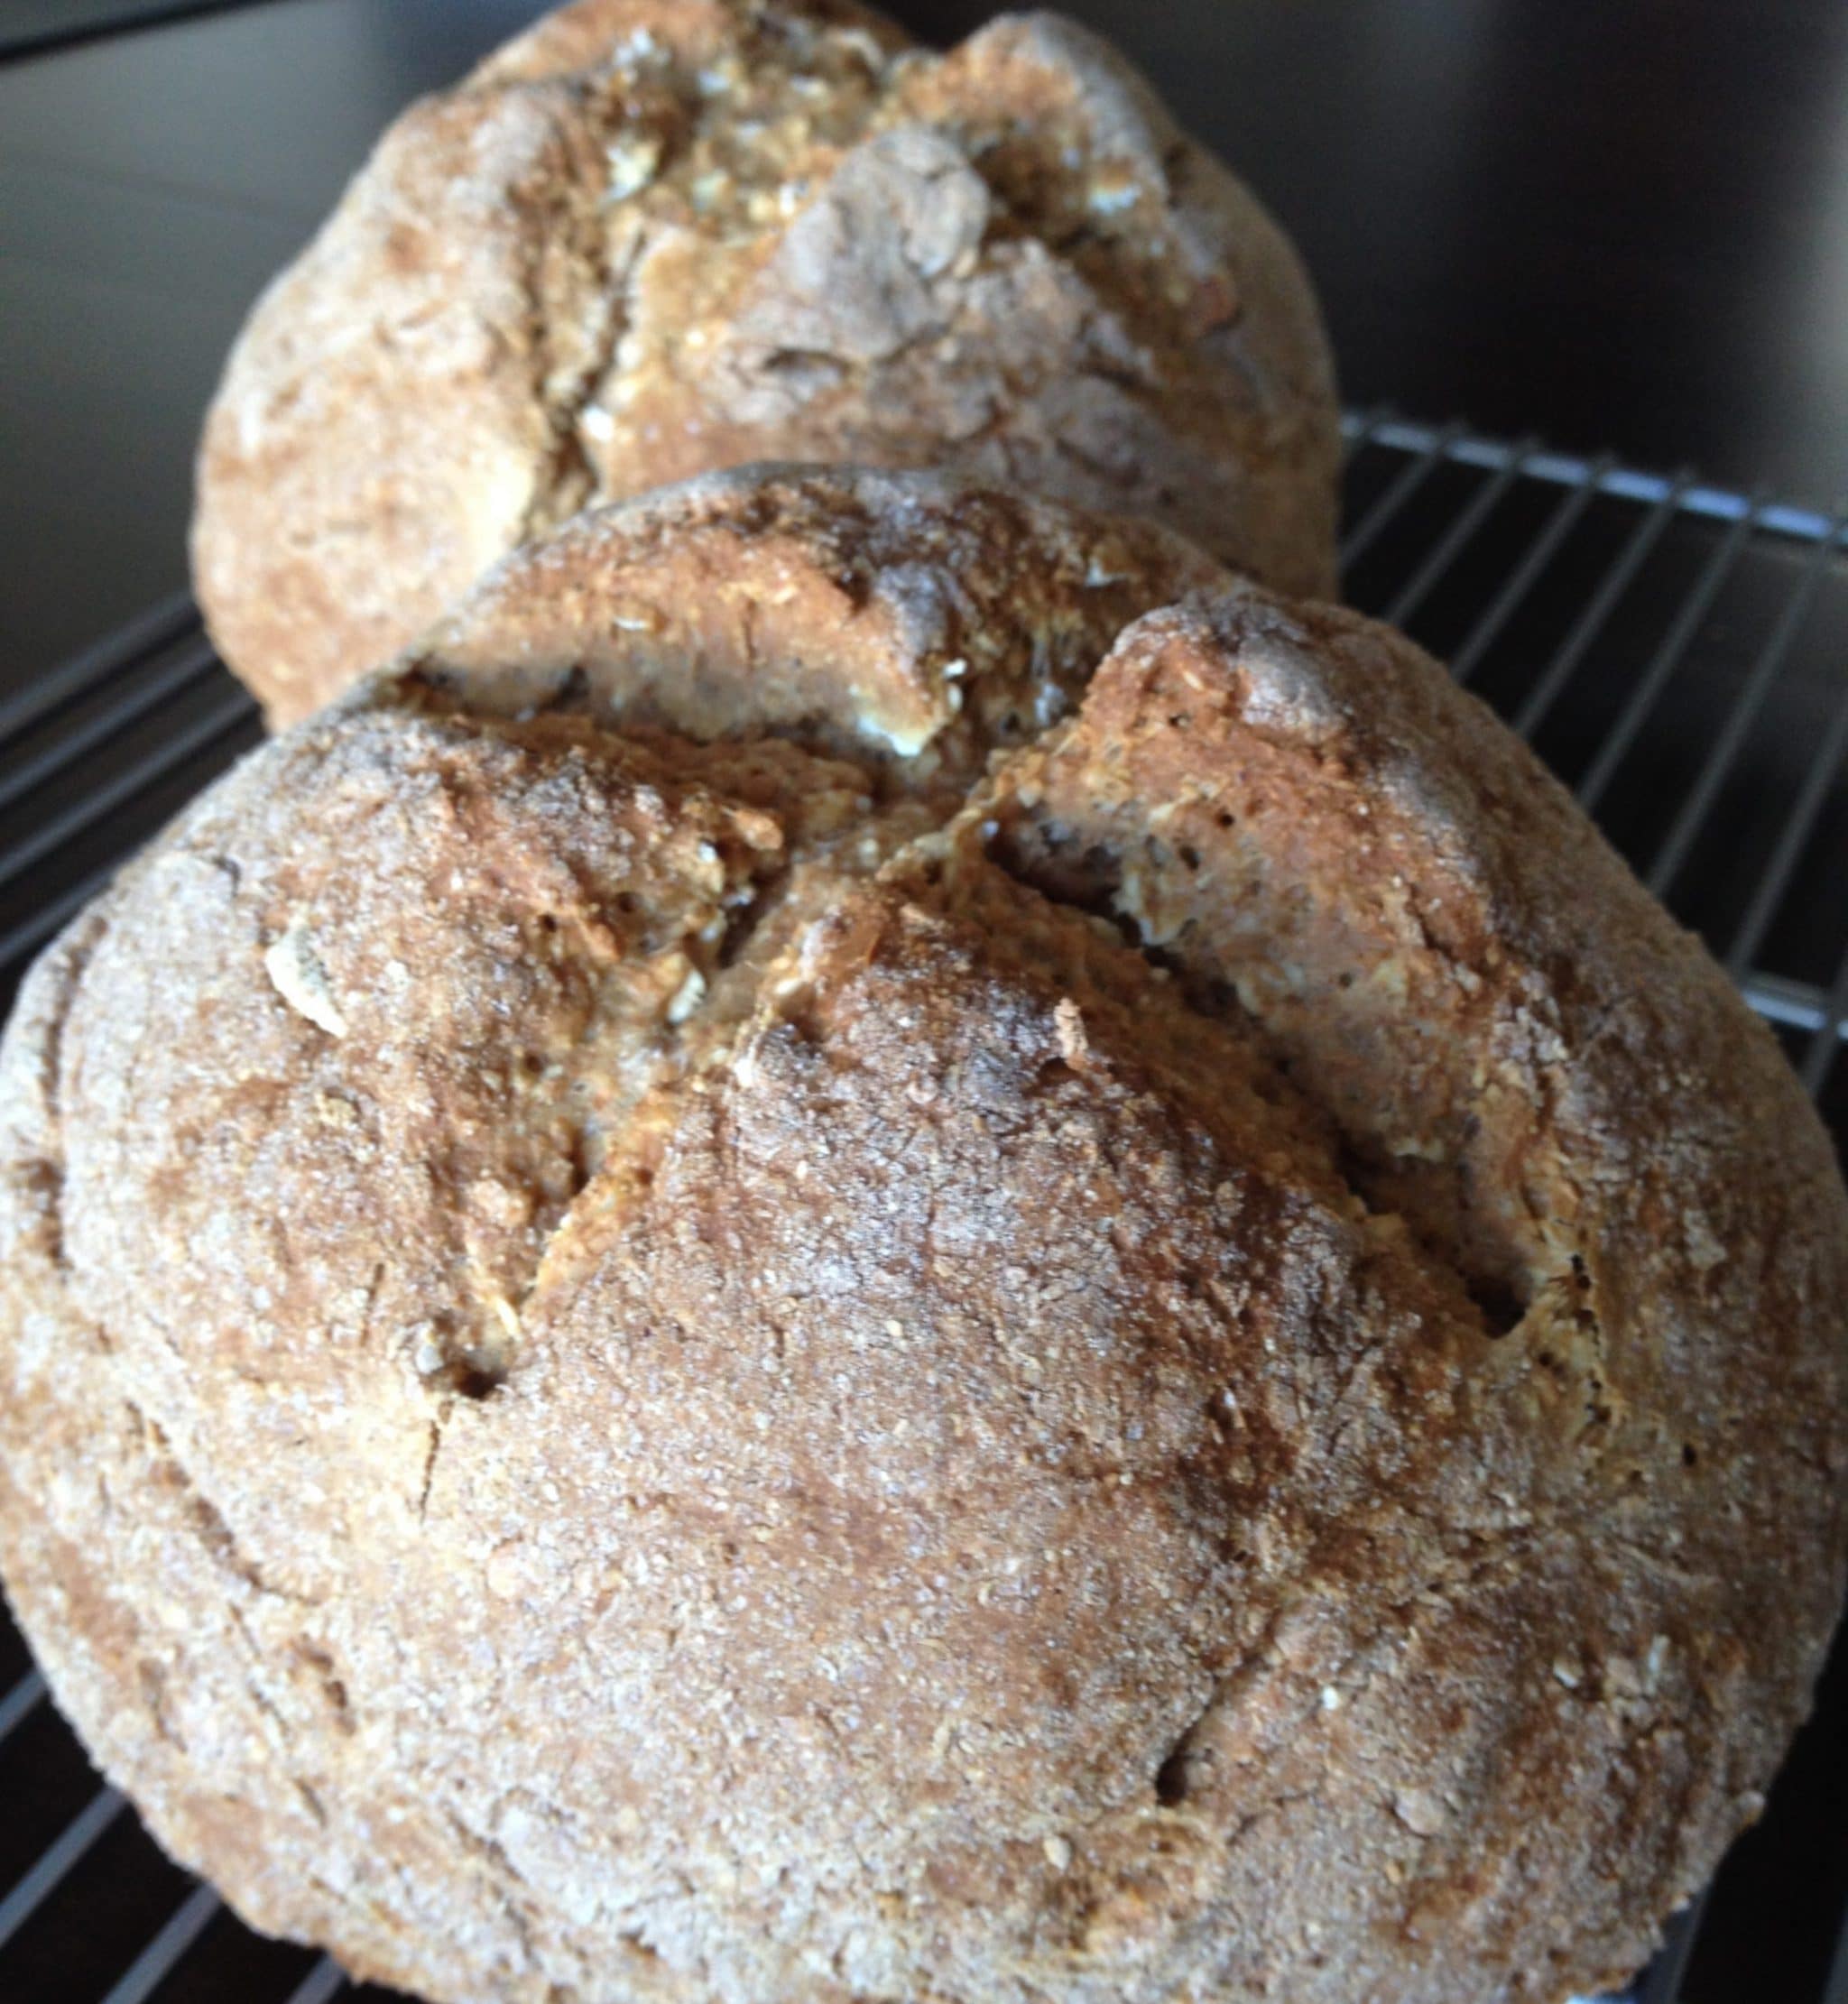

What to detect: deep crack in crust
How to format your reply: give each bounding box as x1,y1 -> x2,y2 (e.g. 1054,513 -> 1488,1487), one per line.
191,0 -> 1340,725
5,468 -> 1848,2004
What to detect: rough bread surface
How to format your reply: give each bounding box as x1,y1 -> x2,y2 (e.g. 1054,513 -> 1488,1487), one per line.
191,0 -> 1339,725
5,467 -> 1845,2004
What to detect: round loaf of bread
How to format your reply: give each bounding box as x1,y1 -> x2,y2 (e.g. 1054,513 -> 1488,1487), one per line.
190,0 -> 1339,725
5,467 -> 1845,2004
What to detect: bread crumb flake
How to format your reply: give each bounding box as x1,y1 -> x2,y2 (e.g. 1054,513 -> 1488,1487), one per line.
264,919 -> 348,1037
667,965 -> 707,1025
1392,1787 -> 1447,1837
604,131 -> 662,202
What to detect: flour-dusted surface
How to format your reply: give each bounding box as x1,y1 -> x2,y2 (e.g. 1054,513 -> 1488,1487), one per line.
190,0 -> 1339,725
3,469 -> 1844,2003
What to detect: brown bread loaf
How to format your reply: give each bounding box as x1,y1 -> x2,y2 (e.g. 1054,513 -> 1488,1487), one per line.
4,467 -> 1843,2003
190,0 -> 1339,725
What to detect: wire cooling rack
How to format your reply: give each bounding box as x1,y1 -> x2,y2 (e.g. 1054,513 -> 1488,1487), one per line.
0,417 -> 1846,2003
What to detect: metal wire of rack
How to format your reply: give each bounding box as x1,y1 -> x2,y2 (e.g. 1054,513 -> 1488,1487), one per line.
0,416 -> 1845,2001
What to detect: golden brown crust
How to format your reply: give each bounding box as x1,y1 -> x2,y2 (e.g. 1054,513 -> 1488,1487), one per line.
190,0 -> 1339,725
5,471 -> 1845,2004
963,589 -> 1848,1989
390,461 -> 1233,786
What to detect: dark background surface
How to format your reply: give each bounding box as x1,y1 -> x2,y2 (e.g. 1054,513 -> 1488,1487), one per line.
5,0 -> 1848,688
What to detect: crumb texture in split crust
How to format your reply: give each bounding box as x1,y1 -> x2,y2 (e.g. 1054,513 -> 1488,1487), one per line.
6,466 -> 1848,2004
191,0 -> 1341,723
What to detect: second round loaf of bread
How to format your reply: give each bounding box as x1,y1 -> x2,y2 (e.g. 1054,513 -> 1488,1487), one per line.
191,0 -> 1340,723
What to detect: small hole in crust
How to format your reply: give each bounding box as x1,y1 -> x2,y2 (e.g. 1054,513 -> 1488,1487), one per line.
423,1335 -> 508,1399
410,663 -> 461,699
448,1362 -> 505,1400
1153,1746 -> 1191,1805
1466,1275 -> 1526,1340
1681,1442 -> 1699,1468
